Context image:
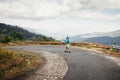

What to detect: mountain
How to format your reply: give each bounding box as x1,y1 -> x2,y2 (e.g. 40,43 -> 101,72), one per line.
0,23 -> 55,42
84,36 -> 120,46
70,35 -> 85,42
81,30 -> 120,38
71,30 -> 120,45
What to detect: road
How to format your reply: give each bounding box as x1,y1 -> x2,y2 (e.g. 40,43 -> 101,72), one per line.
8,45 -> 120,80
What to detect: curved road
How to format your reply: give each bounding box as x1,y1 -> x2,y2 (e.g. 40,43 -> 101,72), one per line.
8,45 -> 120,80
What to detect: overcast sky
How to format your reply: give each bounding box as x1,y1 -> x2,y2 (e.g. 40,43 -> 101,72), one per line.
0,0 -> 120,39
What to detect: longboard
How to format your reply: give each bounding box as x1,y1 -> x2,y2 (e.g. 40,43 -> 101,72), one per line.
64,50 -> 71,53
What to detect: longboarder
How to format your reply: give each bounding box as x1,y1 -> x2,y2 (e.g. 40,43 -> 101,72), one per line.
64,35 -> 71,53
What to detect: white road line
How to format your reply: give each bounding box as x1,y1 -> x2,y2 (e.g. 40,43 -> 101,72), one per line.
90,53 -> 96,55
90,52 -> 120,66
104,56 -> 120,66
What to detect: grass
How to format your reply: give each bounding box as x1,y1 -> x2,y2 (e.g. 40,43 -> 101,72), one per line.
112,48 -> 120,52
0,46 -> 41,80
70,42 -> 120,57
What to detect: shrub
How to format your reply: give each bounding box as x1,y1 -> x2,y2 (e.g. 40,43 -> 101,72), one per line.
0,35 -> 12,43
0,70 -> 4,78
0,47 -> 16,60
112,48 -> 119,52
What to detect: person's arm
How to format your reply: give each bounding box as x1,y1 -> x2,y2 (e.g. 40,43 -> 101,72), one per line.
63,39 -> 66,42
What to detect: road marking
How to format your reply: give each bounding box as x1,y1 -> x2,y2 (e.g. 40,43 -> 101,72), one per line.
90,53 -> 96,55
118,63 -> 120,66
104,56 -> 120,66
90,52 -> 120,66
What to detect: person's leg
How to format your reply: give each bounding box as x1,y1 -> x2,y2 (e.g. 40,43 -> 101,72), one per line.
68,44 -> 71,53
68,44 -> 70,50
66,46 -> 67,51
67,44 -> 70,51
65,44 -> 68,51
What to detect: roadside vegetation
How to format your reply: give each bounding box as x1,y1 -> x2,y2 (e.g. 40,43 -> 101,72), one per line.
71,42 -> 120,57
0,46 -> 41,80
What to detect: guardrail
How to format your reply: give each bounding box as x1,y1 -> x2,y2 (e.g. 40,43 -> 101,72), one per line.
112,45 -> 120,50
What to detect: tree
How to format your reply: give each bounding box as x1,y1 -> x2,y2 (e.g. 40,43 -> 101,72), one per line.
10,32 -> 23,41
113,40 -> 117,45
39,36 -> 52,42
0,35 -> 12,43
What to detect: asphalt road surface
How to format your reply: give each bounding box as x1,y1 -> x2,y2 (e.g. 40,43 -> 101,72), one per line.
8,45 -> 120,80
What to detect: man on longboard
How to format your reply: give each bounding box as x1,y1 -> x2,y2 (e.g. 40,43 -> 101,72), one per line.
64,35 -> 71,53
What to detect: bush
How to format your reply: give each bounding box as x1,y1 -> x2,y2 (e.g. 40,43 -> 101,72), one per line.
0,35 -> 12,43
0,47 -> 15,60
112,48 -> 120,52
0,70 -> 4,78
0,47 -> 21,79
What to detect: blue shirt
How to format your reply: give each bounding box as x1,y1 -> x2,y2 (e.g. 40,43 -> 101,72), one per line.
65,38 -> 70,44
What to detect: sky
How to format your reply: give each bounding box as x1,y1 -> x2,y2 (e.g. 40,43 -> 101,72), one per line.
0,0 -> 120,40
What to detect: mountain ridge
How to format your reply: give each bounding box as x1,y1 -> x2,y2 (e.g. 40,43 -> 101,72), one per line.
84,36 -> 120,46
70,30 -> 120,45
0,23 -> 55,42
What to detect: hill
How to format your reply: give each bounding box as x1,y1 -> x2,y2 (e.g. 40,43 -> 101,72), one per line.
84,36 -> 120,45
70,30 -> 120,45
0,23 -> 55,43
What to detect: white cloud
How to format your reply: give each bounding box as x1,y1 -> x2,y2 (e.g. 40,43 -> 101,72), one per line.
86,0 -> 120,9
62,9 -> 120,20
0,0 -> 120,39
0,0 -> 120,20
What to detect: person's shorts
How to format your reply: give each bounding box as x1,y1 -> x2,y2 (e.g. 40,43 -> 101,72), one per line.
66,44 -> 70,47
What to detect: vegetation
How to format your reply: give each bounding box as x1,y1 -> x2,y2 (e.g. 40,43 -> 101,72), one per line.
112,47 -> 120,52
0,35 -> 13,43
0,47 -> 41,80
71,42 -> 120,57
0,23 -> 55,43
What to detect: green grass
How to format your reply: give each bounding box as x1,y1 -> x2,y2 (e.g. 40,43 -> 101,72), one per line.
112,48 -> 120,52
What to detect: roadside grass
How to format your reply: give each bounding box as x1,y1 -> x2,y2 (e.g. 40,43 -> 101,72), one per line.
112,48 -> 120,52
0,46 -> 41,80
0,42 -> 65,46
72,42 -> 120,57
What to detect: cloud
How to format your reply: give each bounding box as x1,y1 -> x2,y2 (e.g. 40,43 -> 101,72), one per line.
0,0 -> 120,40
0,0 -> 120,20
0,0 -> 69,18
61,9 -> 120,20
84,0 -> 120,9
